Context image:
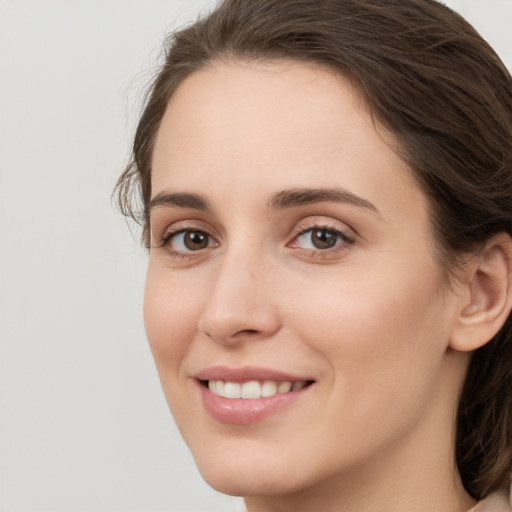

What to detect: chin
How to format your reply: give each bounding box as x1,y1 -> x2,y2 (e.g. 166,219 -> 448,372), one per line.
199,465 -> 308,498
190,441 -> 316,498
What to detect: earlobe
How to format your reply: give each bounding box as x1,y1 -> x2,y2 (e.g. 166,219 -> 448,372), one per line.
450,233 -> 512,352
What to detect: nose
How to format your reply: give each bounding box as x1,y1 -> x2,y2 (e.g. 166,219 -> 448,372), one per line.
197,249 -> 281,345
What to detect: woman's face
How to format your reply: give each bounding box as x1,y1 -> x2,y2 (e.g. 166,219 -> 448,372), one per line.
145,61 -> 466,499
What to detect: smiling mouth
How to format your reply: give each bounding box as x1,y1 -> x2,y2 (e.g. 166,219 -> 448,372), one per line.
202,379 -> 314,399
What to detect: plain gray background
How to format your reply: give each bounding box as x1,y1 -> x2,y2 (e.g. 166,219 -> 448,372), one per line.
1,1 -> 511,511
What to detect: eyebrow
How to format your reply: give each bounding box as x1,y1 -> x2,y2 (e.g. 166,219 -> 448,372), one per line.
147,186 -> 379,216
268,187 -> 379,214
147,192 -> 212,214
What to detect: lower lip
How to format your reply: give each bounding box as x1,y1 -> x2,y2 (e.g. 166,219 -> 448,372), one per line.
199,383 -> 311,425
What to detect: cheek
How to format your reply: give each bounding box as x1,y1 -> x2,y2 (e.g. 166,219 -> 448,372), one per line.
280,268 -> 451,464
143,265 -> 200,373
283,255 -> 448,409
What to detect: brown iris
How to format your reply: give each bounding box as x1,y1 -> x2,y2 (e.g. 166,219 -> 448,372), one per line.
311,229 -> 338,249
183,230 -> 209,250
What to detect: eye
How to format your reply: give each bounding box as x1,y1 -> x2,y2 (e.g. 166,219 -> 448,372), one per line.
165,229 -> 216,252
293,227 -> 351,251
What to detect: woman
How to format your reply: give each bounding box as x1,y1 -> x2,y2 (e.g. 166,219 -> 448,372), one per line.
115,1 -> 512,510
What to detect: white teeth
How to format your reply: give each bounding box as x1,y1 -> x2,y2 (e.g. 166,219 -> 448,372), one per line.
261,380 -> 277,397
277,381 -> 292,393
207,380 -> 308,399
241,381 -> 261,399
208,380 -> 225,396
223,382 -> 241,399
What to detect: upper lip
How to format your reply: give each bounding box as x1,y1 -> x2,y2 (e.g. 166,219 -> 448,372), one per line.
194,366 -> 314,383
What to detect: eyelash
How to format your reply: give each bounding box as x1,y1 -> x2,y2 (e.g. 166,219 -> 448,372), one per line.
157,223 -> 354,260
158,229 -> 216,260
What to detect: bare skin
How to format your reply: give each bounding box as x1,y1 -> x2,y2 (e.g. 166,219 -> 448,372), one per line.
143,60 -> 509,511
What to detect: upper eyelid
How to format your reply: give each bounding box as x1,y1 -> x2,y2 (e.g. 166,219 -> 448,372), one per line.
294,224 -> 350,237
154,218 -> 218,239
291,217 -> 356,238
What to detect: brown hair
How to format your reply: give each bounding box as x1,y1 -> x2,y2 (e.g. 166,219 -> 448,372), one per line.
115,0 -> 512,500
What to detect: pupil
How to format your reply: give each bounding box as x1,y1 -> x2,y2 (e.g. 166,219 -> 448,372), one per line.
185,231 -> 208,250
312,229 -> 336,249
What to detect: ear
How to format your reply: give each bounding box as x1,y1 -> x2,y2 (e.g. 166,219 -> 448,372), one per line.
449,233 -> 512,352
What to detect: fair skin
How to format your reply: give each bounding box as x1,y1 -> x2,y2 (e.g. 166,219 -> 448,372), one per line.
144,60 -> 510,512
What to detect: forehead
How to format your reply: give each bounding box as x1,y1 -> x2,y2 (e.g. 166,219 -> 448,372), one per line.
151,60 -> 422,216
153,60 -> 365,158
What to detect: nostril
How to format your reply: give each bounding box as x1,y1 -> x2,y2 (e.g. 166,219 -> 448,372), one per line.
199,305 -> 281,344
234,329 -> 260,337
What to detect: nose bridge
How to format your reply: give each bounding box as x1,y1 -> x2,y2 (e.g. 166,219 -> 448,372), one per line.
198,238 -> 280,343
